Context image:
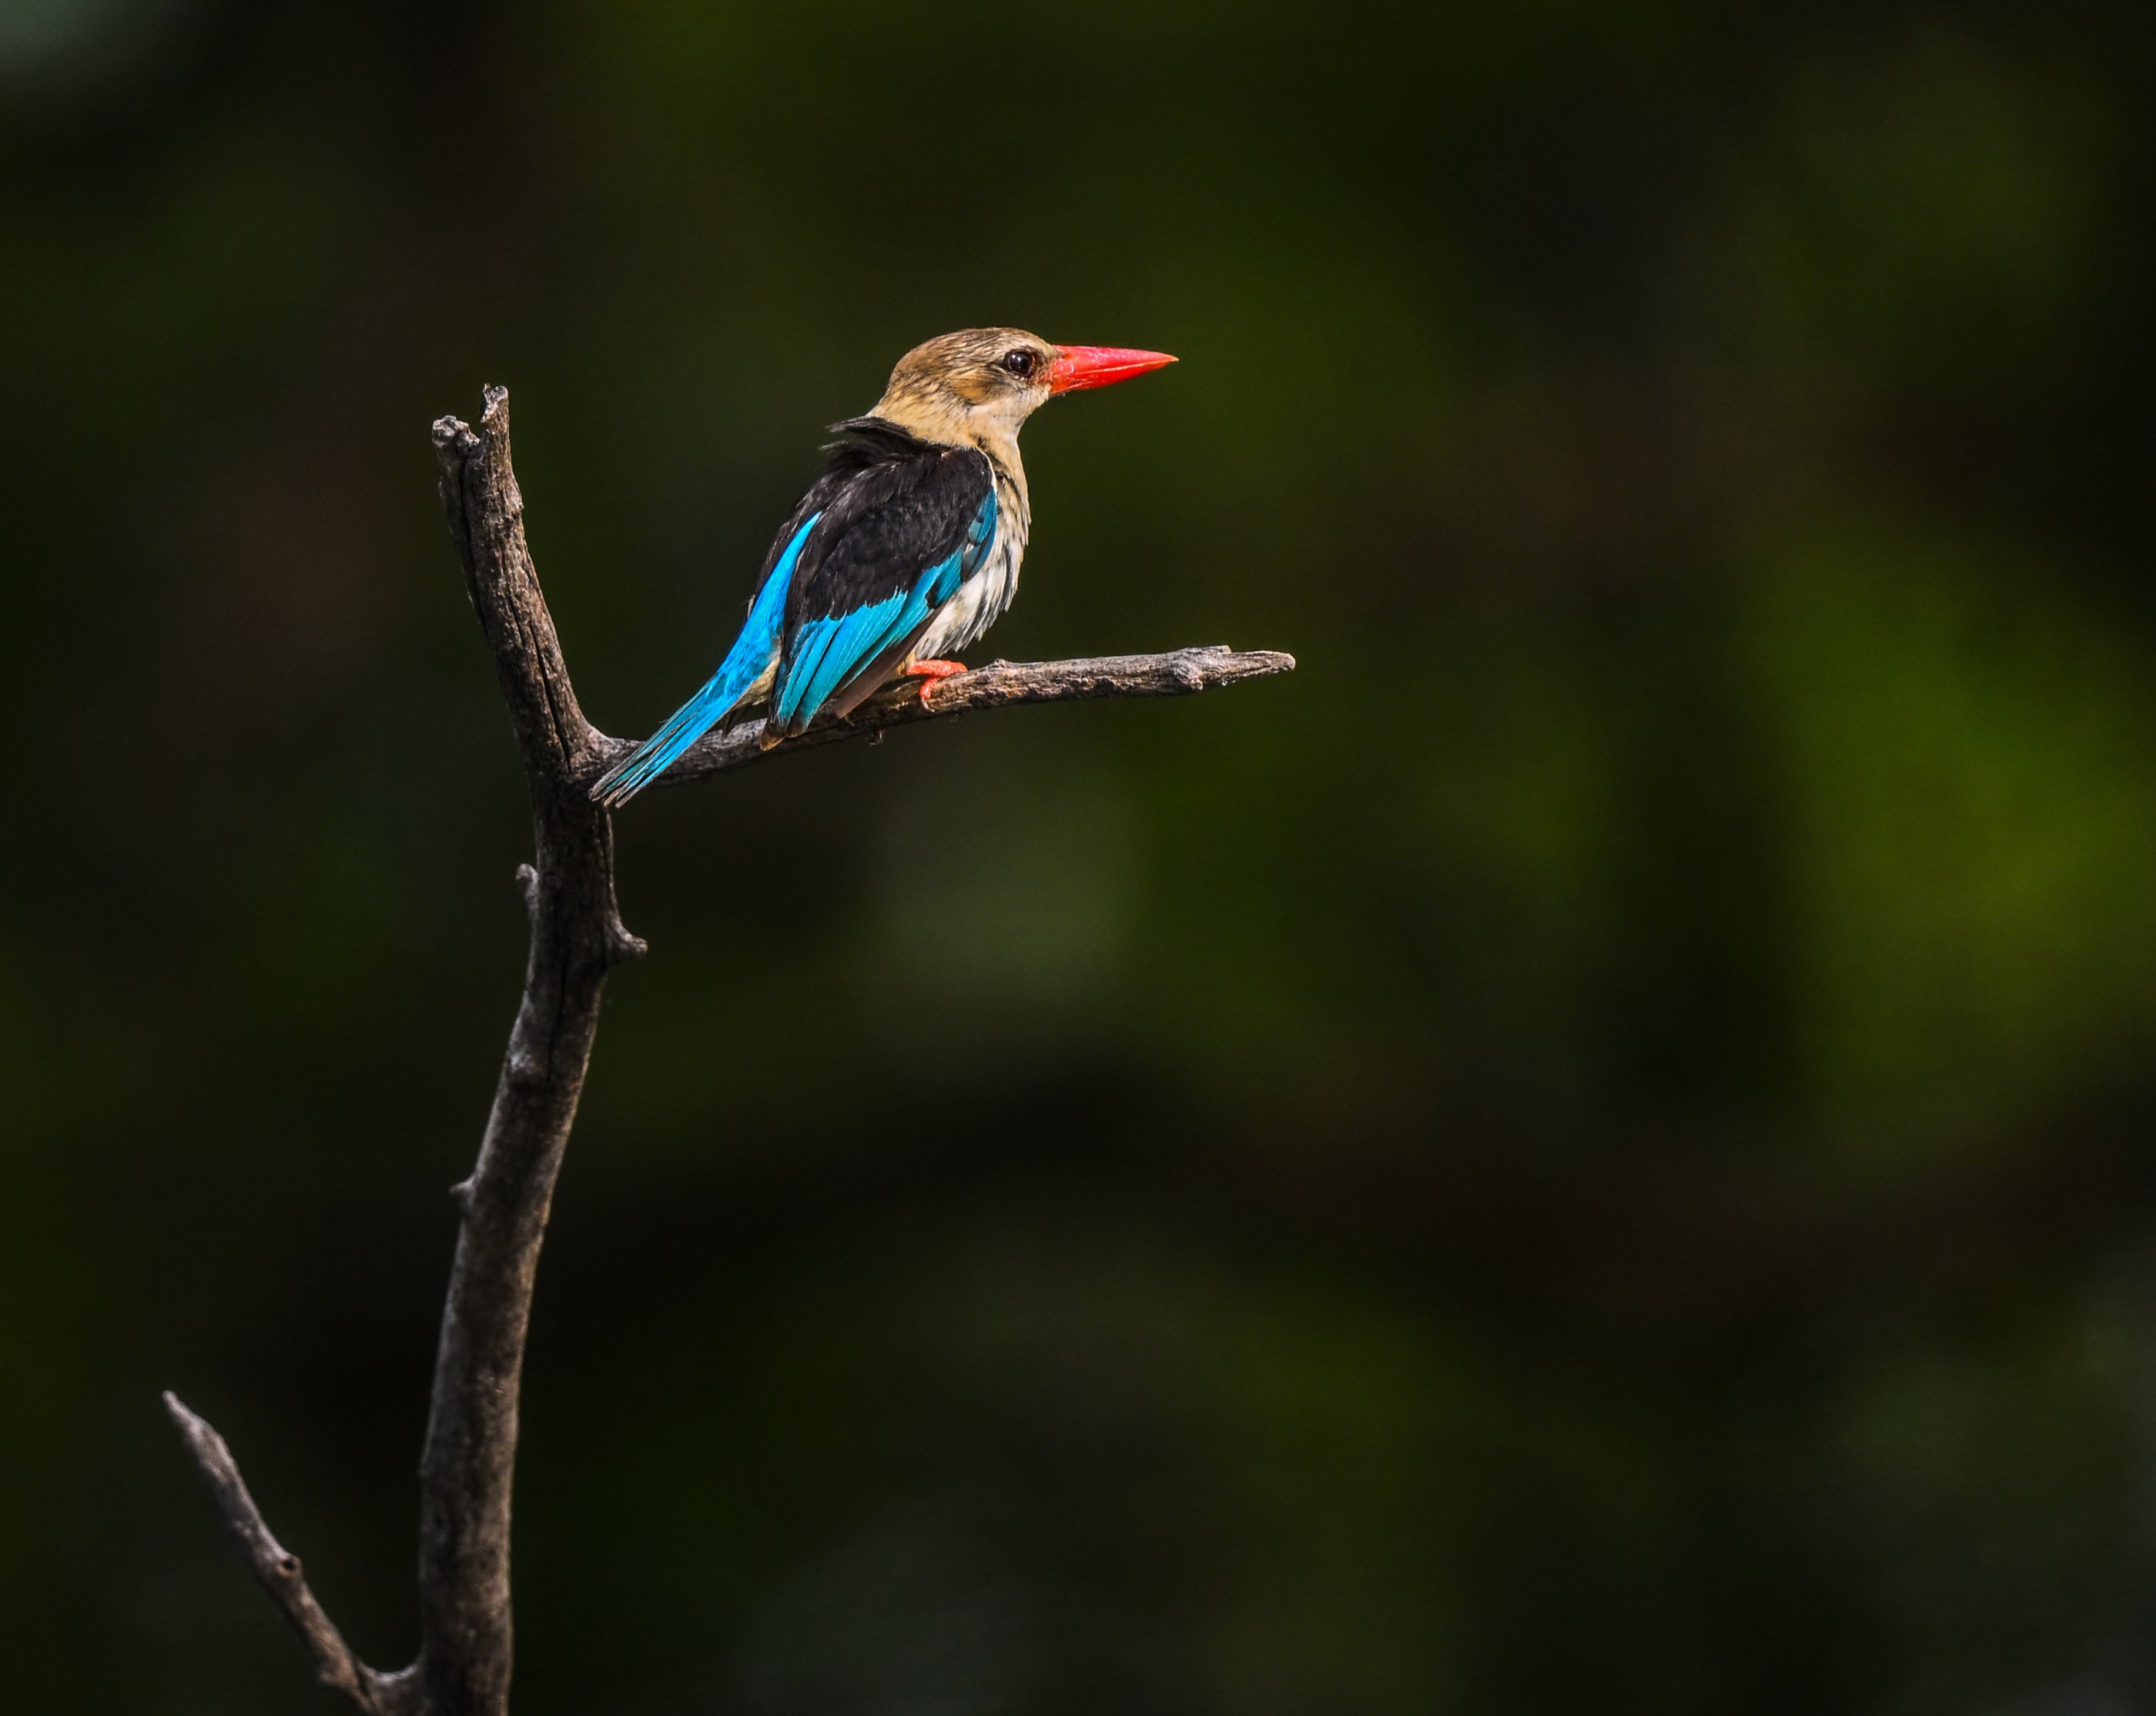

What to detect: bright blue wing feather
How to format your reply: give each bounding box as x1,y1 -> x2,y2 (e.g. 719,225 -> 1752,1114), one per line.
966,487 -> 998,560
771,487 -> 996,729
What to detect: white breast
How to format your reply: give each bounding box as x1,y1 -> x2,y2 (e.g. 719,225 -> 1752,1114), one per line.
913,464 -> 1029,661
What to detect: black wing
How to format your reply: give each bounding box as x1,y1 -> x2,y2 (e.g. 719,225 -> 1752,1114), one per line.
764,418 -> 995,735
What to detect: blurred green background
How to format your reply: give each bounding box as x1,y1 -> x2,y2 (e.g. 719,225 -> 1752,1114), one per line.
6,1 -> 2156,1711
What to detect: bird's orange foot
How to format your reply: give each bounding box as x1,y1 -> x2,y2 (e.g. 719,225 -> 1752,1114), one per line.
903,658 -> 966,707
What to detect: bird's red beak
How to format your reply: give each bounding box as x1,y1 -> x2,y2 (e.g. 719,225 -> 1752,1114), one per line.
1047,344 -> 1178,394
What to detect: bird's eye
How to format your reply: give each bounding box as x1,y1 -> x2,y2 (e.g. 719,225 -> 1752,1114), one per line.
1002,350 -> 1038,380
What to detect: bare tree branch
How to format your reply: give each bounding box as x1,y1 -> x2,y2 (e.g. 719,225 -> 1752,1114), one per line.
588,644 -> 1297,791
164,383 -> 1292,1716
411,389 -> 644,1716
162,1393 -> 413,1716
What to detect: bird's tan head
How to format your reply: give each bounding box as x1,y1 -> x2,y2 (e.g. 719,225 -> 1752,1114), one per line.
872,327 -> 1176,448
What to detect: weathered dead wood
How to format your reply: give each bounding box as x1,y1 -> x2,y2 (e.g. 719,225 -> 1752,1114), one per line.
162,1393 -> 416,1716
590,644 -> 1297,791
163,384 -> 1293,1715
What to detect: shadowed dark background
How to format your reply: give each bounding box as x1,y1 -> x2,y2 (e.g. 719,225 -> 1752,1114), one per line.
6,1 -> 2156,1711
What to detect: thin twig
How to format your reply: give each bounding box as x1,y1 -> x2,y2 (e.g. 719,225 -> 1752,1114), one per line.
162,1393 -> 412,1716
165,383 -> 1293,1716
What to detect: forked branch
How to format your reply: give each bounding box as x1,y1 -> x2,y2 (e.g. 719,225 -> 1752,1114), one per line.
163,384 -> 1292,1716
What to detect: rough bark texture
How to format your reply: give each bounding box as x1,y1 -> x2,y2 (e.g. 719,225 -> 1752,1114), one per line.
412,390 -> 646,1716
590,644 -> 1299,791
162,385 -> 1293,1716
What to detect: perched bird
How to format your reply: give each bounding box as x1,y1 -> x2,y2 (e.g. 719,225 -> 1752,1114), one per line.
590,328 -> 1175,807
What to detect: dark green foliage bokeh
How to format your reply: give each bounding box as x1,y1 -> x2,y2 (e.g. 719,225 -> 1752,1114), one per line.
5,1 -> 2156,1711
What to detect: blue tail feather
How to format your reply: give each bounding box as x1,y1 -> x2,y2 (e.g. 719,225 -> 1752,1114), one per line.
590,513 -> 816,808
589,661 -> 757,808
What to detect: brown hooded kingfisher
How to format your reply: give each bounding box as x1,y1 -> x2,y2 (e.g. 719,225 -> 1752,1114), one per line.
589,328 -> 1177,807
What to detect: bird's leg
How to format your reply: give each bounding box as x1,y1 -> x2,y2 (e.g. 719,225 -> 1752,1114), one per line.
902,659 -> 966,707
